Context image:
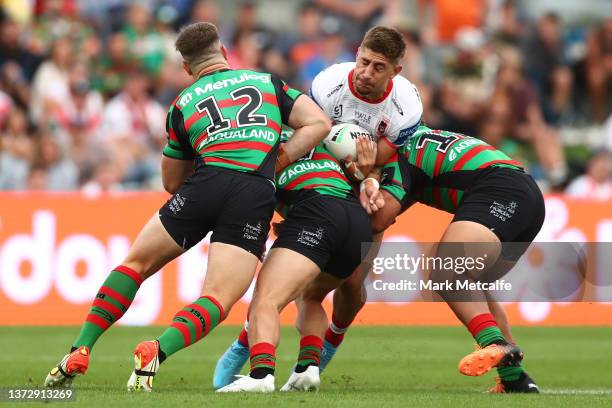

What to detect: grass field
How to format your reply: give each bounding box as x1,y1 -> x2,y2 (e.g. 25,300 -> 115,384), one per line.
1,326 -> 611,407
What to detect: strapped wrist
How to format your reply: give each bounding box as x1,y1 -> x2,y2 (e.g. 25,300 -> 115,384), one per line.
276,144 -> 291,172
353,167 -> 365,181
360,177 -> 379,192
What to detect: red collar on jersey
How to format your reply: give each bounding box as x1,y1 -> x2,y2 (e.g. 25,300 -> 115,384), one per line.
347,69 -> 393,104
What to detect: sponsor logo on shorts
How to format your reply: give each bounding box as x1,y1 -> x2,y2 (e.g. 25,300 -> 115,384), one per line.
297,227 -> 324,247
489,201 -> 517,222
168,193 -> 186,215
243,222 -> 263,240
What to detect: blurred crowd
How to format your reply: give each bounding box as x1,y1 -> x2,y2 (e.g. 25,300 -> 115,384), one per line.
0,0 -> 611,197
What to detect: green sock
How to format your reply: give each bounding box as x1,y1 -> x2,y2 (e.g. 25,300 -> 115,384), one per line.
497,365 -> 524,381
72,266 -> 142,350
157,296 -> 224,361
475,327 -> 525,381
474,326 -> 506,348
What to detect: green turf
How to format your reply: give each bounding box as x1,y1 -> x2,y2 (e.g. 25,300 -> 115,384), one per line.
0,326 -> 611,407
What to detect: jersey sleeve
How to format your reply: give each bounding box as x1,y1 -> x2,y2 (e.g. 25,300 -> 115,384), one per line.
308,71 -> 327,110
162,104 -> 196,160
380,153 -> 408,204
308,64 -> 344,117
271,75 -> 303,125
384,82 -> 424,147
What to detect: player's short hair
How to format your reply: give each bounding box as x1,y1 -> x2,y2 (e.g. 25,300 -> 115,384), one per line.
175,22 -> 221,68
361,26 -> 406,63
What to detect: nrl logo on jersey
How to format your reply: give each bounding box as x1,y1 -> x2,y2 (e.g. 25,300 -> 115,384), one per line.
326,83 -> 343,97
332,104 -> 343,118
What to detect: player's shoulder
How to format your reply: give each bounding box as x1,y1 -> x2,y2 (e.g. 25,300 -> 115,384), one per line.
390,76 -> 422,114
171,82 -> 198,111
388,76 -> 423,129
379,76 -> 424,146
310,63 -> 354,108
312,62 -> 354,90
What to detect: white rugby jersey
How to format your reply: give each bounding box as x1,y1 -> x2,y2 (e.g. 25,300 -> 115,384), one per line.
309,62 -> 423,147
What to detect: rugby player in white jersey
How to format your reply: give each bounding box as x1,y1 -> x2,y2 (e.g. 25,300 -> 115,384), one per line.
213,25 -> 524,393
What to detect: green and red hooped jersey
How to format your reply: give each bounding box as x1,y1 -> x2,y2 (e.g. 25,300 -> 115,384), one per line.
162,69 -> 302,180
275,131 -> 354,218
381,125 -> 523,213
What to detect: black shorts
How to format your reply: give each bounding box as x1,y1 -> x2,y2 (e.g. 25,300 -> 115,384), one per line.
272,193 -> 373,279
453,167 -> 545,261
159,166 -> 275,259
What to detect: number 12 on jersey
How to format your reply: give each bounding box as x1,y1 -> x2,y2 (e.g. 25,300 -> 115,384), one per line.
195,86 -> 267,134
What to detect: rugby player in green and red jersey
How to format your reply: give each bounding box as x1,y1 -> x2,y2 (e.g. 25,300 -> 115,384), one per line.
43,22 -> 331,392
275,25 -> 536,393
368,125 -> 544,393
216,133 -> 374,392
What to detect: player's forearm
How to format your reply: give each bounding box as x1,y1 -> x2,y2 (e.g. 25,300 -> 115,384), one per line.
279,94 -> 332,171
161,156 -> 194,194
279,119 -> 331,168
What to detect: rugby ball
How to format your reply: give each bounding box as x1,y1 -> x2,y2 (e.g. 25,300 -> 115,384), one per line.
323,123 -> 373,161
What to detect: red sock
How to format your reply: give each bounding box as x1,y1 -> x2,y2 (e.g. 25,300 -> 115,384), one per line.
297,335 -> 323,368
466,313 -> 497,338
249,342 -> 276,375
325,315 -> 351,348
237,328 -> 249,347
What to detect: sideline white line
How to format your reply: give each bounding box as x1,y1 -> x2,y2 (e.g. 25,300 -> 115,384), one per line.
542,389 -> 612,395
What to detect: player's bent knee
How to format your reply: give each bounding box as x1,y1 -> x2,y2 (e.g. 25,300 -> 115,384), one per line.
251,296 -> 285,315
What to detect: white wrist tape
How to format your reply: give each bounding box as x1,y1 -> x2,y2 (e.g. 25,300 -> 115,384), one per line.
360,177 -> 379,192
353,167 -> 365,181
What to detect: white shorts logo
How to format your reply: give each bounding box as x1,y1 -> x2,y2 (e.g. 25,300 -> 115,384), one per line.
489,201 -> 517,222
297,227 -> 324,247
243,222 -> 263,240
